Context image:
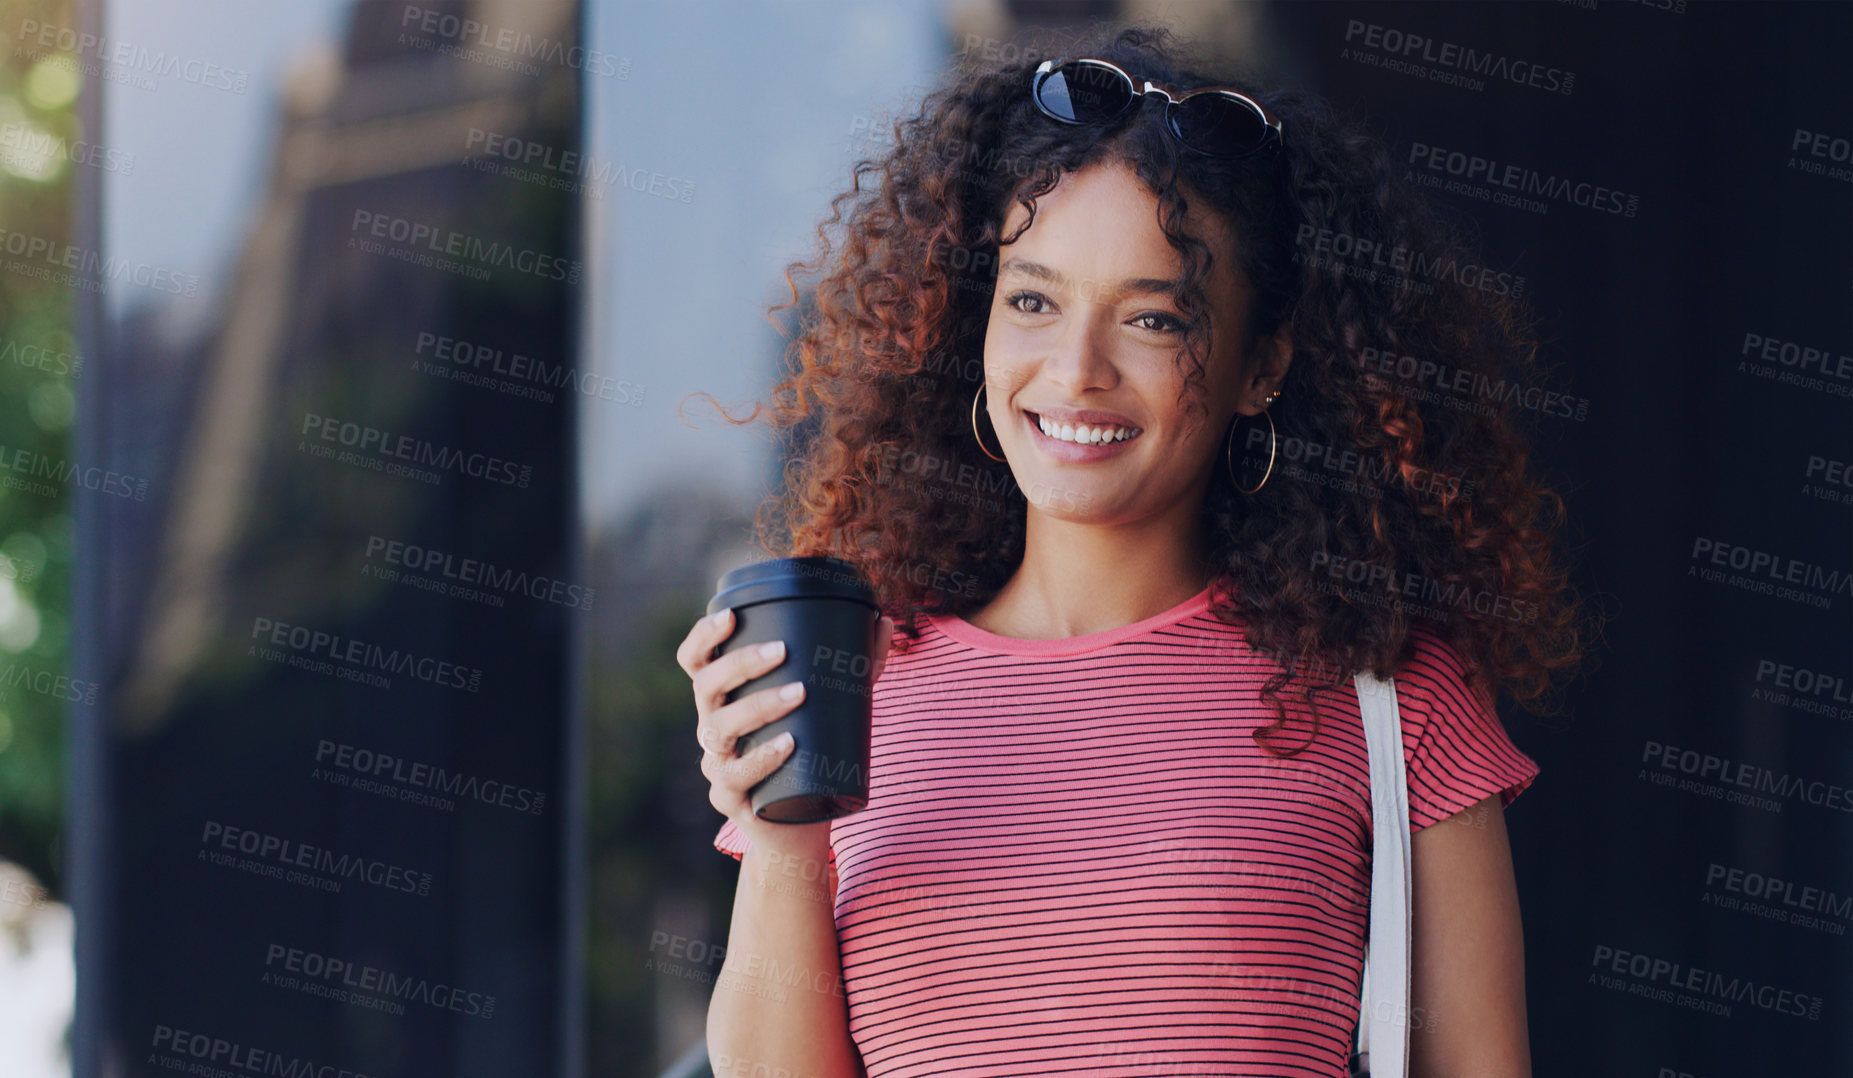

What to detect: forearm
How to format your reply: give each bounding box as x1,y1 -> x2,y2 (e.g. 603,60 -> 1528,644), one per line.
707,841 -> 863,1078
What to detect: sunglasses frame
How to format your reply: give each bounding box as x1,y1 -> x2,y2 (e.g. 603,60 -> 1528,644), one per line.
1032,57 -> 1283,159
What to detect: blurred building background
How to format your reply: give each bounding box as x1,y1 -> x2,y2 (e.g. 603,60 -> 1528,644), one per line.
74,0 -> 581,1075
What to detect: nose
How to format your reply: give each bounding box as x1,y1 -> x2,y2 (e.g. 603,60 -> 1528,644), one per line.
1039,309 -> 1120,396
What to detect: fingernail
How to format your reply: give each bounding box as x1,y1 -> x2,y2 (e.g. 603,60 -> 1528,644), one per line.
775,731 -> 794,748
710,608 -> 730,627
780,681 -> 805,701
759,640 -> 784,660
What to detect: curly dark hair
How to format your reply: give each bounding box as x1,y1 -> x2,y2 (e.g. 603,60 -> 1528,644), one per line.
687,22 -> 1596,755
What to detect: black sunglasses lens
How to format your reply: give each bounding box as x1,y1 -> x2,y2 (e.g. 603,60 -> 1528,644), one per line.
1039,61 -> 1134,123
1172,93 -> 1271,156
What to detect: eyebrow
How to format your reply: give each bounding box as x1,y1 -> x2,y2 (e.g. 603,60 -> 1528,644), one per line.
997,258 -> 1182,299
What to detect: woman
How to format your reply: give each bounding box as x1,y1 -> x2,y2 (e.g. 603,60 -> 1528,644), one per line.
677,23 -> 1589,1078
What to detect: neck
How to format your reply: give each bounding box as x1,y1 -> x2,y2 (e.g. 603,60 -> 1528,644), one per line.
970,496 -> 1216,640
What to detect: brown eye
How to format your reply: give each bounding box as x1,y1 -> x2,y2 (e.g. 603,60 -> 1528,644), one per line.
1005,291 -> 1052,315
1131,311 -> 1184,333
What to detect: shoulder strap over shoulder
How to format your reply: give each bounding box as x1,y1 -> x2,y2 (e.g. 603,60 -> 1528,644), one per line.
1354,670 -> 1413,1078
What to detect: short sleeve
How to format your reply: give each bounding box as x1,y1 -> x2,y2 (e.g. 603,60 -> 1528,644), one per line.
711,817 -> 839,870
1396,627 -> 1541,832
713,817 -> 750,861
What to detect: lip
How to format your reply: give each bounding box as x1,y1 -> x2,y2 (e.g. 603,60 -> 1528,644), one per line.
1022,408 -> 1143,462
1026,404 -> 1140,428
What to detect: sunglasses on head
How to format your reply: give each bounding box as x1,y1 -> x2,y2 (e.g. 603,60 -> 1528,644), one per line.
1031,57 -> 1283,159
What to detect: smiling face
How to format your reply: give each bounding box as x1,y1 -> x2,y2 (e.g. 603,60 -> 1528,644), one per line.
981,157 -> 1289,524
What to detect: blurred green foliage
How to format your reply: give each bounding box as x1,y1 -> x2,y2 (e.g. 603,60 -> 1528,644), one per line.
586,592 -> 741,1076
0,0 -> 79,896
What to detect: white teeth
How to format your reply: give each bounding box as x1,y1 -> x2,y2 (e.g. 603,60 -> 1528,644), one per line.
1035,413 -> 1143,445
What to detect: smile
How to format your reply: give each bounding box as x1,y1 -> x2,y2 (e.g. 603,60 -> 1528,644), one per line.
1023,410 -> 1144,460
1027,411 -> 1143,444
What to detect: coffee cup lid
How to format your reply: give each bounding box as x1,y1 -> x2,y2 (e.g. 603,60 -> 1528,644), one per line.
707,556 -> 878,614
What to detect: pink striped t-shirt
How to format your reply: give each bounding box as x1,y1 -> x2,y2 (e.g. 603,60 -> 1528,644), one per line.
713,582 -> 1539,1077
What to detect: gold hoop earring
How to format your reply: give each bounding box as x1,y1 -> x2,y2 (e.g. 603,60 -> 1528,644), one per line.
1225,396 -> 1278,494
971,383 -> 1006,462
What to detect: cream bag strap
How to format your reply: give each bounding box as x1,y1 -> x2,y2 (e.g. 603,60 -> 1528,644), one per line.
1353,670 -> 1412,1078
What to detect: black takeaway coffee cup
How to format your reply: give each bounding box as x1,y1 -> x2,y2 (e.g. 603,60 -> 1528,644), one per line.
705,556 -> 880,824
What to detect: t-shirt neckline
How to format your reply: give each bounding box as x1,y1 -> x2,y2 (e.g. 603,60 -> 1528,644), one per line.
930,584 -> 1215,657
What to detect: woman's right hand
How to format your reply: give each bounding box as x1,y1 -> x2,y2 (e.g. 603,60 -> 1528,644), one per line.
676,607 -> 892,859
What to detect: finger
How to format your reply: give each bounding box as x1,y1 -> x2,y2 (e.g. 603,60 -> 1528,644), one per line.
699,748 -> 722,784
692,637 -> 789,717
676,608 -> 733,677
715,732 -> 795,793
705,680 -> 806,757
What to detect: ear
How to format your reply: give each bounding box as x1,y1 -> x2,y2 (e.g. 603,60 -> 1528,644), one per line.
1234,323 -> 1294,415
